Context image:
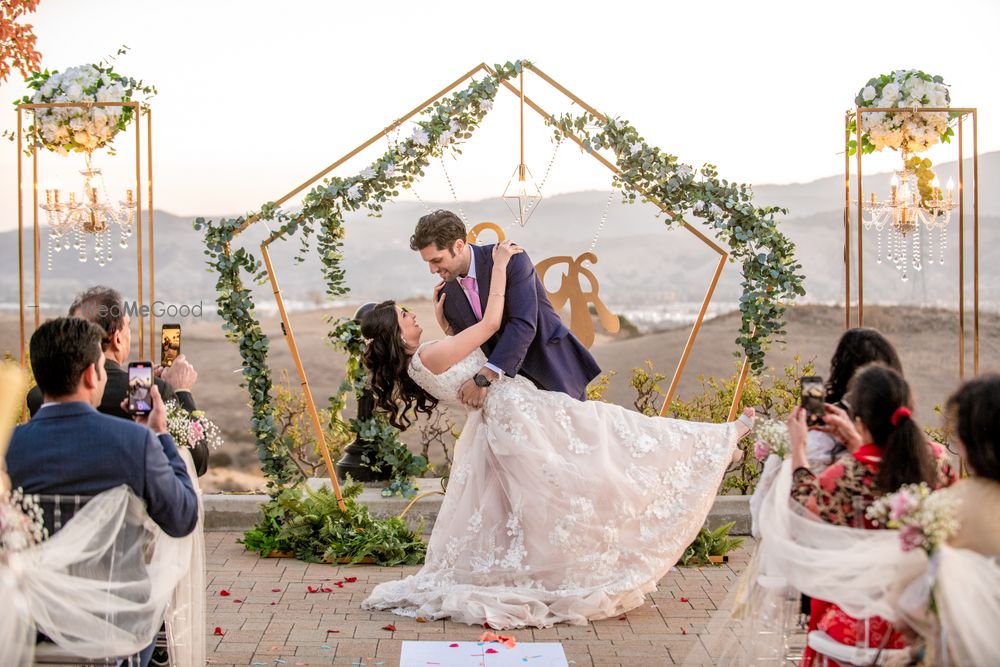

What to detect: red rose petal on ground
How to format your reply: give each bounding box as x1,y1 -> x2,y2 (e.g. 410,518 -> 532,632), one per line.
382,624 -> 397,632
218,590 -> 230,597
618,614 -> 628,621
307,586 -> 319,593
680,597 -> 689,603
344,577 -> 357,583
270,602 -> 277,606
213,627 -> 224,636
681,628 -> 688,635
233,599 -> 242,603
326,629 -> 340,634
321,587 -> 333,593
485,648 -> 499,654
271,588 -> 282,593
449,643 -> 460,648
334,581 -> 344,588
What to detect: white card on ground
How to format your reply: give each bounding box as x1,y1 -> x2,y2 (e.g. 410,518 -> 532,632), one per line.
399,640 -> 568,667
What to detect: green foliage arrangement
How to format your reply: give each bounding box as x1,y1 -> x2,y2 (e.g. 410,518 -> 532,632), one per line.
679,521 -> 744,567
550,112 -> 804,373
240,482 -> 426,566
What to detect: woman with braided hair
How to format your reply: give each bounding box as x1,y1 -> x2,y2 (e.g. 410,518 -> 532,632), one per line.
787,364 -> 956,666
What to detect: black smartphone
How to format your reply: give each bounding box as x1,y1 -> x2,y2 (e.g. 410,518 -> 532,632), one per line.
800,375 -> 825,427
161,323 -> 181,367
128,361 -> 153,416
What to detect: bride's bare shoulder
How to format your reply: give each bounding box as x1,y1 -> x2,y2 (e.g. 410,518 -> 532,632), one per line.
416,339 -> 449,375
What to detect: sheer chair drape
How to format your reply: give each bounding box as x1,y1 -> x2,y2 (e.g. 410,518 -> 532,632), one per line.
1,476 -> 199,666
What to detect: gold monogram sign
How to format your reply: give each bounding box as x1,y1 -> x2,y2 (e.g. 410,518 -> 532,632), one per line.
467,223 -> 619,348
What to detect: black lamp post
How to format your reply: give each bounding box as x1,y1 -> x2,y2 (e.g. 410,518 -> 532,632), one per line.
334,302 -> 391,483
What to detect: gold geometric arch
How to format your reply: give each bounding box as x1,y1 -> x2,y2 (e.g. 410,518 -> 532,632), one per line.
229,63 -> 753,496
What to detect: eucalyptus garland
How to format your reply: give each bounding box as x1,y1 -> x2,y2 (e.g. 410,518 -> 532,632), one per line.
197,59 -> 801,493
549,112 -> 804,372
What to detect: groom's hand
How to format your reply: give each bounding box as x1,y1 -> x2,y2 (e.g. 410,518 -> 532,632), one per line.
457,378 -> 487,409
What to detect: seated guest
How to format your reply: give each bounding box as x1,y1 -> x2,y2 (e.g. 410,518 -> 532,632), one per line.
788,364 -> 956,667
25,286 -> 208,476
6,317 -> 198,667
808,327 -> 903,471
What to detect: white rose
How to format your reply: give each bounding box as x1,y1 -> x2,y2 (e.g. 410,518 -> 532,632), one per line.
65,82 -> 83,101
862,85 -> 877,102
882,82 -> 901,101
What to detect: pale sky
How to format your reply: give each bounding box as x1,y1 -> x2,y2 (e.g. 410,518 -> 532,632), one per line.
2,0 -> 998,230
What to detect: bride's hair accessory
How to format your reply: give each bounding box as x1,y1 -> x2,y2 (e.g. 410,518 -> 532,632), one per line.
890,406 -> 912,427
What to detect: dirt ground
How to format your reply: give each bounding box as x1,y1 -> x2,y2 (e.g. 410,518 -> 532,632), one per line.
3,303 -> 997,492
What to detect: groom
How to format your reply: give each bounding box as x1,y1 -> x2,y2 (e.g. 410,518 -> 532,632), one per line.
411,210 -> 600,407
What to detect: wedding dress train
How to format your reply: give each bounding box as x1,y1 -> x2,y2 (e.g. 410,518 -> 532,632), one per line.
362,343 -> 741,628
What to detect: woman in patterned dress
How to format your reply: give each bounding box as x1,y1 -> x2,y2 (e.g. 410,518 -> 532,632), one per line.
788,364 -> 956,666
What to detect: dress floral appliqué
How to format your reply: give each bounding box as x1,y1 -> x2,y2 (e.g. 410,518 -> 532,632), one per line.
361,341 -> 740,628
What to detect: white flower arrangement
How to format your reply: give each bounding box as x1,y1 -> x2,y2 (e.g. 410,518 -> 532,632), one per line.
866,483 -> 959,554
164,399 -> 224,451
751,418 -> 790,462
17,61 -> 156,156
0,488 -> 47,557
853,70 -> 953,155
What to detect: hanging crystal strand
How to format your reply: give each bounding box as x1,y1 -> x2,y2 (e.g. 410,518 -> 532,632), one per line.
105,228 -> 113,264
589,188 -> 616,253
876,227 -> 883,264
912,227 -> 921,272
939,225 -> 945,265
438,155 -> 468,225
77,229 -> 87,263
901,233 -> 909,282
926,224 -> 934,266
46,233 -> 54,271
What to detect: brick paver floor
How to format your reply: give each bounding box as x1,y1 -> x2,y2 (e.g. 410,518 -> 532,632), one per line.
205,532 -> 766,667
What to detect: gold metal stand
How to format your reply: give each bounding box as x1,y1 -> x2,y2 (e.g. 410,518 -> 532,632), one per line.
15,101 -> 157,364
224,62 -> 752,481
844,107 -> 979,377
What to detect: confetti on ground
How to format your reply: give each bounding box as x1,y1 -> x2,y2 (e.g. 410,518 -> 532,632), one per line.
271,588 -> 282,592
218,590 -> 230,597
680,597 -> 689,603
345,576 -> 358,582
382,624 -> 397,631
213,627 -> 224,636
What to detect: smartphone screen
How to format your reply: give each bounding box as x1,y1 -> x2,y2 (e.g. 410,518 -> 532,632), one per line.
161,323 -> 181,367
800,376 -> 825,427
128,362 -> 153,416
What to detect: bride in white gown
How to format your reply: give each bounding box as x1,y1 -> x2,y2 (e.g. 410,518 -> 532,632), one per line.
361,241 -> 754,629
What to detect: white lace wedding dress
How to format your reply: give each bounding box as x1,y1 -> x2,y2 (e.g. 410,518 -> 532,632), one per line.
362,343 -> 741,629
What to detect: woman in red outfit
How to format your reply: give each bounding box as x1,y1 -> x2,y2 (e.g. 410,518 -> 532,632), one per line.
788,365 -> 956,666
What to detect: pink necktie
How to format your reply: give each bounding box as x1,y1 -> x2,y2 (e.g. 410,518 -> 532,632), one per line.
459,275 -> 483,320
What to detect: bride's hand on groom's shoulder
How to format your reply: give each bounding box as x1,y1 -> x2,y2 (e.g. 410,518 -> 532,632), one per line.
434,281 -> 453,335
492,240 -> 523,265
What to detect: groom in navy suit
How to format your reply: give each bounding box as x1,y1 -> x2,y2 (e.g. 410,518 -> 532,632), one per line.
411,210 -> 600,407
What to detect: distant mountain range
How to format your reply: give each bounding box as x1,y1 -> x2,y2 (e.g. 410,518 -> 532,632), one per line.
2,151 -> 997,318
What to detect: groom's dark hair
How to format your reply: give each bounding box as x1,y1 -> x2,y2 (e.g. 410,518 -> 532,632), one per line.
410,210 -> 465,255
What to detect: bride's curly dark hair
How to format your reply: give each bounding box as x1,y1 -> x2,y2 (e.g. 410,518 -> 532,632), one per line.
360,300 -> 438,430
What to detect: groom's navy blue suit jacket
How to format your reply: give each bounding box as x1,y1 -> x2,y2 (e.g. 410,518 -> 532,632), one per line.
5,401 -> 198,538
442,243 -> 601,400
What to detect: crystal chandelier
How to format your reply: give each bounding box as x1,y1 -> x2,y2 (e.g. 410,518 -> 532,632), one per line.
40,153 -> 136,270
862,160 -> 955,282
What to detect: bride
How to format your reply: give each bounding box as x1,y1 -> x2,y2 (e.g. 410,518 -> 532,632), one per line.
360,240 -> 754,629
